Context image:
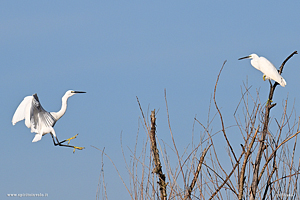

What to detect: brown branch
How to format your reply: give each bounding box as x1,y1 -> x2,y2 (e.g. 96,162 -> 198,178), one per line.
238,126 -> 259,200
91,146 -> 134,200
96,147 -> 108,200
202,163 -> 238,196
209,151 -> 245,200
262,161 -> 277,200
258,130 -> 300,185
150,110 -> 167,200
270,172 -> 300,185
278,50 -> 298,74
213,60 -> 238,163
183,144 -> 212,200
287,117 -> 300,194
164,89 -> 186,188
250,51 -> 298,200
194,118 -> 235,190
136,96 -> 150,133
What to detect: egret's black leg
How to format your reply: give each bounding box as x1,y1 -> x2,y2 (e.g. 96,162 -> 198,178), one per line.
50,133 -> 84,153
59,134 -> 79,144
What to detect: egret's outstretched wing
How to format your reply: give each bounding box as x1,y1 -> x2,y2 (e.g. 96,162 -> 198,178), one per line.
30,94 -> 57,134
12,94 -> 57,136
12,96 -> 33,127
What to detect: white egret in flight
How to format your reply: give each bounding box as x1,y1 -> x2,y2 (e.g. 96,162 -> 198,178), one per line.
238,53 -> 286,87
12,90 -> 86,152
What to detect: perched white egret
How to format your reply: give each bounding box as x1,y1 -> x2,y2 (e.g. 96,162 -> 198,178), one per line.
238,53 -> 286,87
12,90 -> 86,152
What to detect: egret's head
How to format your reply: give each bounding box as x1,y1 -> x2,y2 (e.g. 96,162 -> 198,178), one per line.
238,53 -> 258,60
249,53 -> 259,59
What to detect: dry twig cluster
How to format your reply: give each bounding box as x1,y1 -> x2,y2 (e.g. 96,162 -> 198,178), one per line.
95,51 -> 299,200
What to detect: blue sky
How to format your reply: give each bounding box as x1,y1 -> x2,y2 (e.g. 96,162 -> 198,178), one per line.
1,1 -> 300,199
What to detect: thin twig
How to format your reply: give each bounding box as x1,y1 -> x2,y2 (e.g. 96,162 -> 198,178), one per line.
183,144 -> 212,200
238,126 -> 259,200
208,151 -> 245,200
91,145 -> 134,200
213,60 -> 238,163
164,89 -> 186,189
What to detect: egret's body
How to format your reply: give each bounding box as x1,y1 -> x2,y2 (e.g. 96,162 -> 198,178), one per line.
239,53 -> 286,87
12,90 -> 86,152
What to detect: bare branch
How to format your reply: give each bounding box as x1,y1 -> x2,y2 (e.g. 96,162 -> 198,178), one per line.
250,51 -> 298,200
213,60 -> 238,163
183,144 -> 212,200
238,126 -> 259,200
92,145 -> 134,200
164,89 -> 186,188
278,51 -> 298,74
150,110 -> 167,200
209,151 -> 244,200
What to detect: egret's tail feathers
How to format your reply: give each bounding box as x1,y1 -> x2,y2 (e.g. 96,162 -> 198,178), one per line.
32,134 -> 42,142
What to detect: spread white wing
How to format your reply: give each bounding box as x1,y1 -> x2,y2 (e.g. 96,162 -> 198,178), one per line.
12,96 -> 33,127
12,94 -> 57,142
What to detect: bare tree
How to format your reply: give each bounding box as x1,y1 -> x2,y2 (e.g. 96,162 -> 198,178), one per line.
94,51 -> 299,200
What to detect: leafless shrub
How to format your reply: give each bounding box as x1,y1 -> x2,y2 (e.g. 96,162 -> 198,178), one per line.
94,51 -> 299,200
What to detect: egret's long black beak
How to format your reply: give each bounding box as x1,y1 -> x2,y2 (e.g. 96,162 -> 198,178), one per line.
238,56 -> 250,60
72,91 -> 86,94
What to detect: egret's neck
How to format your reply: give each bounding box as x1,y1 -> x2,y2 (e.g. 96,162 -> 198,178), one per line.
250,59 -> 260,70
53,95 -> 69,120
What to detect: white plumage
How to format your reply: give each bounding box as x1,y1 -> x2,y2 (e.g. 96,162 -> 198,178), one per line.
12,90 -> 86,152
239,53 -> 286,87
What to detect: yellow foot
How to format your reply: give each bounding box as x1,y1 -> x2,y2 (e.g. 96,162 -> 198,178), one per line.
266,99 -> 273,106
73,146 -> 85,153
65,134 -> 79,144
263,75 -> 266,81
